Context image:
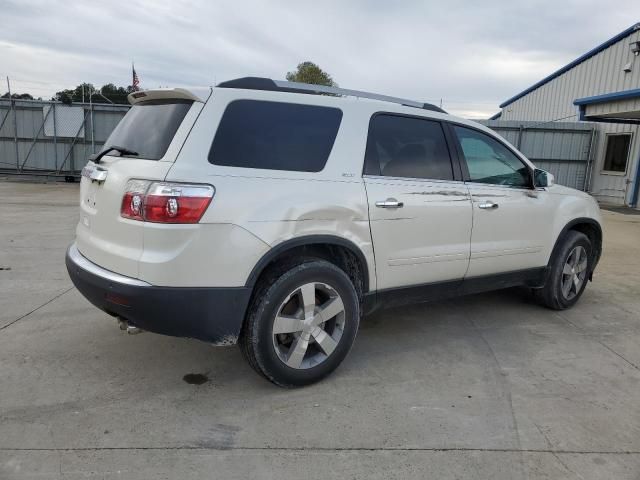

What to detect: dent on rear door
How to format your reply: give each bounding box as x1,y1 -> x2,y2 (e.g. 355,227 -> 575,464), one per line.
239,177 -> 374,280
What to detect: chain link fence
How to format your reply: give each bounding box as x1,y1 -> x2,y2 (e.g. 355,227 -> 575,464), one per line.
0,98 -> 130,180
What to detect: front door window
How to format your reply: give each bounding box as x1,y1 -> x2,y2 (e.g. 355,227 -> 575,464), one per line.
453,126 -> 530,187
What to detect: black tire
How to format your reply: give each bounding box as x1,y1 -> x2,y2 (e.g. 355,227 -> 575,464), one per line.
533,231 -> 592,310
239,260 -> 360,387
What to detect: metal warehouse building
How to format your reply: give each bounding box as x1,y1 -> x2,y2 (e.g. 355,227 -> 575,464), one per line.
494,22 -> 640,208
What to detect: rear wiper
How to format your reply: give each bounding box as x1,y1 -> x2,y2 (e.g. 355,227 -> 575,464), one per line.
90,145 -> 139,164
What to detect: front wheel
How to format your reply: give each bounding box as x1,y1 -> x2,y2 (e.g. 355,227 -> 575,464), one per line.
240,260 -> 360,387
533,231 -> 592,310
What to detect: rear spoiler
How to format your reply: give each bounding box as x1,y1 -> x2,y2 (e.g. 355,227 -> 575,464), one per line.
127,87 -> 211,105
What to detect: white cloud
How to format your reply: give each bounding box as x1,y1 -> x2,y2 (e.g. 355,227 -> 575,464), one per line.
0,0 -> 637,117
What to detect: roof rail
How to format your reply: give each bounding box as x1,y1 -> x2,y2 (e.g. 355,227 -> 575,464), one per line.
216,77 -> 447,114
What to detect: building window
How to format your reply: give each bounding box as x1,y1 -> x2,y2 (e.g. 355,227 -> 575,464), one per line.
602,134 -> 632,173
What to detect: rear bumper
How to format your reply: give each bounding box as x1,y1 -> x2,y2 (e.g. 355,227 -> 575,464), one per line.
65,243 -> 250,345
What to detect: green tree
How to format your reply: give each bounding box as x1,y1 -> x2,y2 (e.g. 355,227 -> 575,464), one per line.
53,82 -> 134,104
100,83 -> 133,104
1,92 -> 34,100
53,83 -> 95,104
286,61 -> 337,87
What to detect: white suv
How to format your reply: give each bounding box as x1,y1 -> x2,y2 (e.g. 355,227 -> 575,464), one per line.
66,77 -> 602,387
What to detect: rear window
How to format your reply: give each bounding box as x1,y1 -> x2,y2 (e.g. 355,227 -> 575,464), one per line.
99,100 -> 192,160
209,100 -> 342,172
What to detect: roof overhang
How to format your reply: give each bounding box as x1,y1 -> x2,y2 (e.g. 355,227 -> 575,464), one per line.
574,88 -> 640,125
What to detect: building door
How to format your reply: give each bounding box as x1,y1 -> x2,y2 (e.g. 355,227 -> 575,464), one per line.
602,133 -> 634,203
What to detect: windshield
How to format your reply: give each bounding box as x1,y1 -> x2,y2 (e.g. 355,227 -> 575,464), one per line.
100,99 -> 193,160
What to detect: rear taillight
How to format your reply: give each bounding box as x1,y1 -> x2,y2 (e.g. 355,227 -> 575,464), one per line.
121,180 -> 214,224
120,179 -> 149,221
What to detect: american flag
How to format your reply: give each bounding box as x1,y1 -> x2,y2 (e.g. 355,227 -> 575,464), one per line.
132,63 -> 140,91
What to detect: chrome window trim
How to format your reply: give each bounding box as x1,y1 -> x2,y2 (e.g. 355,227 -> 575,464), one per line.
463,180 -> 533,192
363,174 -> 466,185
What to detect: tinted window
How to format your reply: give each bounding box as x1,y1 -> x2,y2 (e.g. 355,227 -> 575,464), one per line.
209,100 -> 342,172
454,126 -> 530,187
364,114 -> 453,180
100,100 -> 192,160
603,134 -> 631,172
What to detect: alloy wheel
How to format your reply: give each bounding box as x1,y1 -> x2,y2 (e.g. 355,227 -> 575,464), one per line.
561,245 -> 588,300
272,282 -> 345,369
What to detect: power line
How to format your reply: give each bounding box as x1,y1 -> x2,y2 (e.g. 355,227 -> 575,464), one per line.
521,113 -> 578,129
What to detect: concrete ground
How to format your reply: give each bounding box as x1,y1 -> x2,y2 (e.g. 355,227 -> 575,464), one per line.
1,181 -> 639,480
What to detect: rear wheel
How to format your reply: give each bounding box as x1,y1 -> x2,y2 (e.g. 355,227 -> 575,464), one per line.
534,231 -> 592,310
240,260 -> 360,387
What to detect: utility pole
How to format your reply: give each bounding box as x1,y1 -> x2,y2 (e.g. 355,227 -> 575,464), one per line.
89,85 -> 95,152
52,102 -> 58,170
7,77 -> 19,170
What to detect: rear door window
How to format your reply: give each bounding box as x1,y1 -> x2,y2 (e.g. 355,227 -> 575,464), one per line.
100,100 -> 193,160
364,114 -> 454,180
209,100 -> 342,172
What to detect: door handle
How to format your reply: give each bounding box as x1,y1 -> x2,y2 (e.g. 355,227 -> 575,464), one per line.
375,198 -> 404,208
478,201 -> 499,210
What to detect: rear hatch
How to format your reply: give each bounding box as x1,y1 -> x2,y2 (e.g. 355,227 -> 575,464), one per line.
76,88 -> 211,277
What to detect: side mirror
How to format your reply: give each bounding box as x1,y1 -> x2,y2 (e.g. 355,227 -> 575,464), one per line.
534,169 -> 554,188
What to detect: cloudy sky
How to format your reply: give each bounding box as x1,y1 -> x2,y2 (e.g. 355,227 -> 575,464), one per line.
1,0 -> 637,118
